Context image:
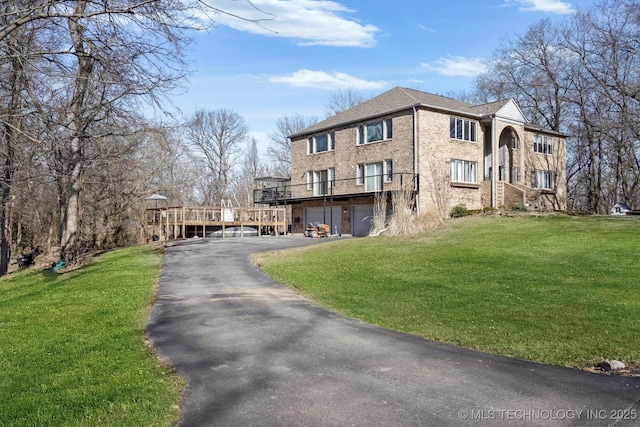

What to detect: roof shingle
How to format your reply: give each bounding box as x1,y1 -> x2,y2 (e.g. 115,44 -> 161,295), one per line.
291,86 -> 510,138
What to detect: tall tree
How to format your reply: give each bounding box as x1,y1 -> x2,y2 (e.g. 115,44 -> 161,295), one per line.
474,0 -> 640,213
0,0 -> 272,270
267,113 -> 317,176
324,87 -> 366,118
230,137 -> 264,208
474,19 -> 569,131
0,21 -> 28,274
563,0 -> 640,212
184,109 -> 248,205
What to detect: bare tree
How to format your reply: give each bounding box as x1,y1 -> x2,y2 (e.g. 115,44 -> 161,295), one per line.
562,0 -> 640,212
474,19 -> 569,131
184,109 -> 248,205
267,113 -> 317,176
137,124 -> 198,206
229,137 -> 264,208
0,23 -> 28,274
324,87 -> 367,118
0,0 -> 277,270
474,0 -> 640,213
0,1 -> 194,264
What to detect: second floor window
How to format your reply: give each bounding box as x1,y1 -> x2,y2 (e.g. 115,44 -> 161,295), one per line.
356,161 -> 393,191
450,117 -> 477,142
534,134 -> 553,154
308,132 -> 335,154
307,168 -> 335,195
357,118 -> 393,145
450,159 -> 477,183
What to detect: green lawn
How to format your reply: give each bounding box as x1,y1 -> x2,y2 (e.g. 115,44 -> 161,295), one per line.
0,245 -> 183,427
253,214 -> 640,369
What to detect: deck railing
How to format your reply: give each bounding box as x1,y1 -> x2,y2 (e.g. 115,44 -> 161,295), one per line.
254,173 -> 419,204
145,206 -> 287,239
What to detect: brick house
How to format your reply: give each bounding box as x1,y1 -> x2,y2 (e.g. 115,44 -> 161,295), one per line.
256,87 -> 567,236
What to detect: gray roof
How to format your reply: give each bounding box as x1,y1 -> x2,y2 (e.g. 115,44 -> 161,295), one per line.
470,99 -> 512,116
291,87 -> 508,138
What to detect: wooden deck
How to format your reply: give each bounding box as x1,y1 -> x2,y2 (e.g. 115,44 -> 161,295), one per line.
145,206 -> 287,240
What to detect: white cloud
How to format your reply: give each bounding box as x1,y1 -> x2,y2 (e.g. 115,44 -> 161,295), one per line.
197,0 -> 379,47
418,25 -> 437,33
421,56 -> 488,77
270,69 -> 387,90
503,0 -> 576,14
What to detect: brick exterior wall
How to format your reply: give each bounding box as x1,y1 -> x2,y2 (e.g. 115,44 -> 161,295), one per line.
290,111 -> 415,199
289,104 -> 567,234
416,109 -> 485,213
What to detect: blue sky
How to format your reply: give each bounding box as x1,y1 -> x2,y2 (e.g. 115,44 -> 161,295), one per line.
171,0 -> 596,154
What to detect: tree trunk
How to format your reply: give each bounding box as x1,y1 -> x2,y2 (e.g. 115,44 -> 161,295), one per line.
60,0 -> 91,264
0,31 -> 25,275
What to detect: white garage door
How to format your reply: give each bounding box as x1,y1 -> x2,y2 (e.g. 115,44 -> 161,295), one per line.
304,206 -> 342,235
352,204 -> 374,236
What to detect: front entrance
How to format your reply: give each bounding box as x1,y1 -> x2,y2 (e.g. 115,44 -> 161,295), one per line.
498,128 -> 520,184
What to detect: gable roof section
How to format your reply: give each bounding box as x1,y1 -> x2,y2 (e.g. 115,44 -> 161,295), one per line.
291,86 -> 479,138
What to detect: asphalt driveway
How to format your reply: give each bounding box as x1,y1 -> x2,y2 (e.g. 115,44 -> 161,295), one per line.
146,236 -> 640,426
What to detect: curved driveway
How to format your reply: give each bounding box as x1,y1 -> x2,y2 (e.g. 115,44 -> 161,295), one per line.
146,236 -> 640,426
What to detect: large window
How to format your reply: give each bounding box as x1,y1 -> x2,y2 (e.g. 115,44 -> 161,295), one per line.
450,117 -> 477,142
357,118 -> 392,145
534,134 -> 553,154
356,161 -> 393,191
533,170 -> 554,190
308,168 -> 335,195
308,133 -> 335,154
450,159 -> 477,183
366,163 -> 383,191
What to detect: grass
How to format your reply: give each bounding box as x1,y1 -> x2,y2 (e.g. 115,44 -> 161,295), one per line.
253,214 -> 640,369
0,245 -> 183,427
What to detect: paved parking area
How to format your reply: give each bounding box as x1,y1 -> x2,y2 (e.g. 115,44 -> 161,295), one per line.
146,236 -> 640,426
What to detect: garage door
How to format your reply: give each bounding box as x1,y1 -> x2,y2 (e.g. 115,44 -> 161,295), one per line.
304,206 -> 342,235
352,204 -> 374,236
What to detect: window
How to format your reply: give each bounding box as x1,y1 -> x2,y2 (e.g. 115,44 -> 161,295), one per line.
450,159 -> 477,183
384,159 -> 393,182
367,121 -> 383,143
328,167 -> 335,188
308,168 -> 335,195
316,134 -> 328,152
356,162 -> 385,191
450,117 -> 477,142
511,167 -> 519,184
533,170 -> 554,190
316,170 -> 328,195
308,133 -> 334,154
307,170 -> 314,190
357,118 -> 392,145
366,162 -> 383,191
534,134 -> 553,154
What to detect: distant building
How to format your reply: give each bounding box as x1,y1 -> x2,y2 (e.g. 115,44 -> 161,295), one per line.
611,202 -> 634,215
